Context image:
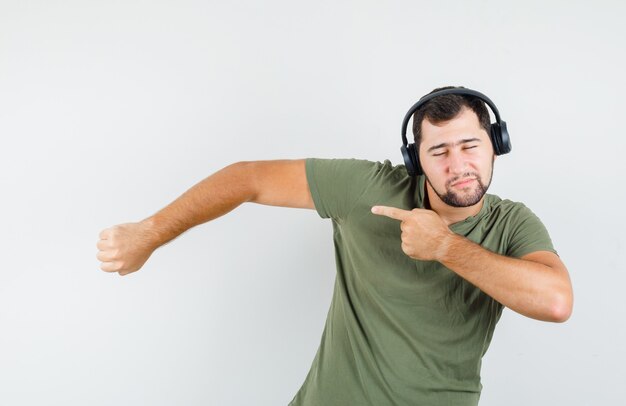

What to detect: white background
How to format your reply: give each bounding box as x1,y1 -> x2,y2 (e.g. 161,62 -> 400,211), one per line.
1,1 -> 624,405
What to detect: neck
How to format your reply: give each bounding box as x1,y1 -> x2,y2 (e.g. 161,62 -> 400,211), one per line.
424,180 -> 485,227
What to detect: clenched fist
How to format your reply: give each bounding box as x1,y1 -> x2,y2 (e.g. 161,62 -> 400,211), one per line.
97,221 -> 158,276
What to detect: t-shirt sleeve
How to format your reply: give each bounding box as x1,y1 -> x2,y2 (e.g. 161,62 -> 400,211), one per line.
305,158 -> 389,221
506,204 -> 559,258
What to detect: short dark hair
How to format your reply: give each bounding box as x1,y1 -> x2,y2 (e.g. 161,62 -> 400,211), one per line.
411,86 -> 491,151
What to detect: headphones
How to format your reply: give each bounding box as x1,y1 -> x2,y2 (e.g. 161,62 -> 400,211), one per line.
400,87 -> 512,176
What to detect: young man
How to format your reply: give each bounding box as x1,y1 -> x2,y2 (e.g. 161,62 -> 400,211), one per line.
97,87 -> 573,405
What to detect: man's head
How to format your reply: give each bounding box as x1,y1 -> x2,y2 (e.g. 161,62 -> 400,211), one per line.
412,86 -> 496,208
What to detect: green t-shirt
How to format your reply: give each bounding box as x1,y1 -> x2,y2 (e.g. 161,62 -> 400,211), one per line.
289,158 -> 557,406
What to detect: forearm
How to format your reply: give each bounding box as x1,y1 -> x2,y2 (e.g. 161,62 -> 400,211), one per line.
141,161 -> 255,248
438,234 -> 572,322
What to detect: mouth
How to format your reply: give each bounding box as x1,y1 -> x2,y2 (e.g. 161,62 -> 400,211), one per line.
451,178 -> 476,188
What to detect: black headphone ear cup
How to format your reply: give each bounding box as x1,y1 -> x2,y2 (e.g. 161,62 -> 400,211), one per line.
401,144 -> 417,176
409,143 -> 423,176
489,124 -> 502,155
490,122 -> 512,155
497,121 -> 511,155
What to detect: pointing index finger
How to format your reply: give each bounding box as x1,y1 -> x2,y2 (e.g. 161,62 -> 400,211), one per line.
371,205 -> 411,221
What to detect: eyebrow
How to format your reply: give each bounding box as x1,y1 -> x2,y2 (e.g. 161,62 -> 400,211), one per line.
427,138 -> 482,153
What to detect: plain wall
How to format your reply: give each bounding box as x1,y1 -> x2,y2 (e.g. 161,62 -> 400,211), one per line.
1,0 -> 624,404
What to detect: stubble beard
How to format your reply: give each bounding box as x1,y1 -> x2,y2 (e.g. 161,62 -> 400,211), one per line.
425,158 -> 494,208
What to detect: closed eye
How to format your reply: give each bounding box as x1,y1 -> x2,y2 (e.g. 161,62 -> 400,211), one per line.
433,146 -> 477,156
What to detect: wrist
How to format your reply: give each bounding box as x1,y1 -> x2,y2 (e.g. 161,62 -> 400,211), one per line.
436,231 -> 461,263
139,216 -> 168,249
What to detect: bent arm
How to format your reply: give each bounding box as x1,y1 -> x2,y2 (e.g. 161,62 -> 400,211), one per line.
438,235 -> 574,323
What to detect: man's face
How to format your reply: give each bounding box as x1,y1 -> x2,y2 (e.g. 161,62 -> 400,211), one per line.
418,106 -> 495,208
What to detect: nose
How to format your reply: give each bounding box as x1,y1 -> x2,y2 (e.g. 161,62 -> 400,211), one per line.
448,150 -> 467,174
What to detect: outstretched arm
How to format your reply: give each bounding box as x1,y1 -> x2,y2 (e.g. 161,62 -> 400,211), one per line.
97,160 -> 314,276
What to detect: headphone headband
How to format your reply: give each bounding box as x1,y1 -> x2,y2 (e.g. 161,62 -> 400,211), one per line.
401,88 -> 502,147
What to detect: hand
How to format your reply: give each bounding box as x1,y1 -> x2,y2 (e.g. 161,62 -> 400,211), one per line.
371,206 -> 453,262
96,221 -> 158,276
